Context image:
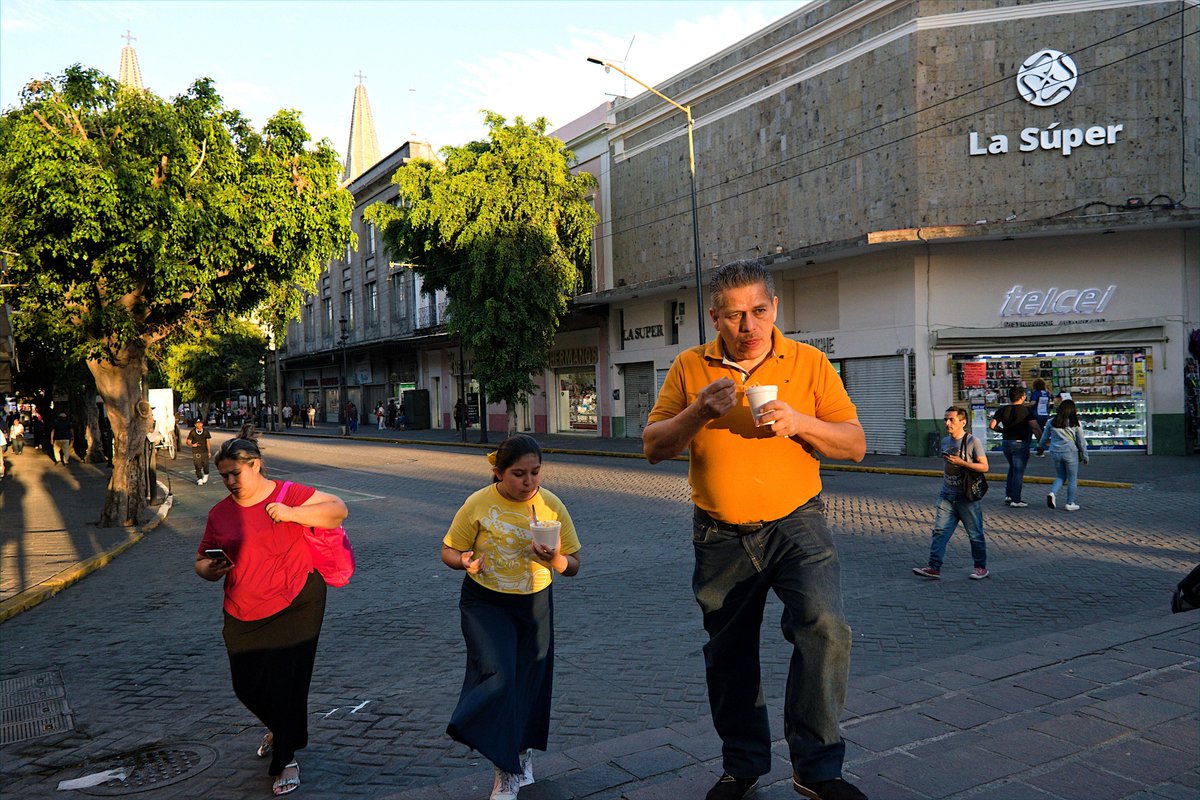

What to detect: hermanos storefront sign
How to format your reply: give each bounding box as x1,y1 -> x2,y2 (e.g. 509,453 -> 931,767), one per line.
969,49 -> 1126,158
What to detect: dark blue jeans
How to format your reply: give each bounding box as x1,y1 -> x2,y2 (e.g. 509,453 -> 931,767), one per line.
1002,439 -> 1031,502
692,498 -> 851,783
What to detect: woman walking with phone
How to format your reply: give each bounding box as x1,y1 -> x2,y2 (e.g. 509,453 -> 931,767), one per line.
195,437 -> 348,796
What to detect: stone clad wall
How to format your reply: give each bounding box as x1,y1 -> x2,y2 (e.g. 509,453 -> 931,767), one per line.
607,0 -> 1195,290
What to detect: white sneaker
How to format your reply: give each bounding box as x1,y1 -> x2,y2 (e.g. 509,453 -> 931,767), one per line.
1065,503 -> 1080,511
1009,501 -> 1028,508
198,475 -> 208,485
490,767 -> 522,800
518,749 -> 534,787
1047,492 -> 1056,509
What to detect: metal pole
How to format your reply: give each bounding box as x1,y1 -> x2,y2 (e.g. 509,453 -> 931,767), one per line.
274,333 -> 284,433
686,111 -> 705,345
459,338 -> 467,443
338,317 -> 349,437
587,59 -> 706,344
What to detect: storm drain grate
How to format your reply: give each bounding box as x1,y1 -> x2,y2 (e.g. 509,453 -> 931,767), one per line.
77,743 -> 219,795
0,669 -> 75,745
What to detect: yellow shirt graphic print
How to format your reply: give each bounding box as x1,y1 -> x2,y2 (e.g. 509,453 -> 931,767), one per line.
444,485 -> 581,595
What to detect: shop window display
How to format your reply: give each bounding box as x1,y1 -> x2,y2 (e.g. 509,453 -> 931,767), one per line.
953,350 -> 1147,452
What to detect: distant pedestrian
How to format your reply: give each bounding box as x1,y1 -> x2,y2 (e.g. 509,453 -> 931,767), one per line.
376,401 -> 386,430
9,417 -> 25,455
0,426 -> 7,479
386,400 -> 398,429
282,403 -> 292,429
454,399 -> 467,431
1037,399 -> 1089,511
187,418 -> 212,485
306,404 -> 316,428
1028,378 -> 1052,435
51,412 -> 73,465
347,402 -> 358,434
196,437 -> 347,798
441,435 -> 582,800
914,406 -> 991,581
990,387 -> 1041,507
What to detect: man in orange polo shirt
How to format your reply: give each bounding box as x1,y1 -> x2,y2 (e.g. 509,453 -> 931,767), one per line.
644,260 -> 867,800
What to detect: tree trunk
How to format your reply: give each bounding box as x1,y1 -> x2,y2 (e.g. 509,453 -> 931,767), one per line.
83,392 -> 104,463
506,401 -> 518,438
89,340 -> 152,527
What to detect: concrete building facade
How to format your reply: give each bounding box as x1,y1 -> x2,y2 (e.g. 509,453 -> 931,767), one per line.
579,0 -> 1198,454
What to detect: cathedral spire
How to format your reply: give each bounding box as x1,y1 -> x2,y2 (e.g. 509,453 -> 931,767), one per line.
343,71 -> 381,182
118,29 -> 144,90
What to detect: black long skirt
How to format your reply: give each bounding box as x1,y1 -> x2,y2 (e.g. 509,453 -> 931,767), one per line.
223,570 -> 327,776
447,576 -> 554,774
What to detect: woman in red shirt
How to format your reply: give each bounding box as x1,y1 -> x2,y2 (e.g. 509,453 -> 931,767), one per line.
196,437 -> 348,796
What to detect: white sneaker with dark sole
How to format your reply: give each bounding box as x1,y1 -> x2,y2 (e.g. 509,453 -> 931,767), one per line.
1047,492 -> 1056,509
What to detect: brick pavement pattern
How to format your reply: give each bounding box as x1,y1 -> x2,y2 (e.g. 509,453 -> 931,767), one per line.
1,432 -> 1196,799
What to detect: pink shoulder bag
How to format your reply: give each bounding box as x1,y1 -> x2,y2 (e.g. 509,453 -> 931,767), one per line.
274,481 -> 355,587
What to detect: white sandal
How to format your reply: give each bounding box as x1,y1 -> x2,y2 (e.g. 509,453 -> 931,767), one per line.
272,762 -> 299,796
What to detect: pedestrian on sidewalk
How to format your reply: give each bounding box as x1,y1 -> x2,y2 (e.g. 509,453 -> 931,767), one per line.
1028,378 -> 1053,443
195,437 -> 348,798
50,412 -> 73,465
306,404 -> 316,428
187,418 -> 212,485
989,387 -> 1041,507
913,406 -> 991,581
9,417 -> 25,455
642,260 -> 868,800
375,401 -> 386,430
281,403 -> 292,429
441,434 -> 582,800
1036,398 -> 1089,511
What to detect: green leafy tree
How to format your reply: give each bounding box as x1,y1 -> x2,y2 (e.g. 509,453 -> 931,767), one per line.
0,66 -> 352,525
367,112 -> 597,436
159,319 -> 267,407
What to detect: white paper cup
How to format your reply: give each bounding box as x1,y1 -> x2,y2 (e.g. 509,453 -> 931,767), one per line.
530,520 -> 561,549
745,384 -> 778,425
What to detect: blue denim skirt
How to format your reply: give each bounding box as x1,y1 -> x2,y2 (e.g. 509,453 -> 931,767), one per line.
447,576 -> 554,774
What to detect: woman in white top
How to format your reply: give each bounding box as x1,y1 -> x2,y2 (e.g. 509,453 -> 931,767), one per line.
1037,399 -> 1089,511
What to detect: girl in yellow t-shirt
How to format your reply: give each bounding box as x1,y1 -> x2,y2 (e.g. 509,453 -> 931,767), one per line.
441,434 -> 581,800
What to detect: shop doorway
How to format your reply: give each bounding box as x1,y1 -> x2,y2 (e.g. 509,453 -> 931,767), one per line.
555,369 -> 597,433
842,355 -> 907,454
623,362 -> 655,438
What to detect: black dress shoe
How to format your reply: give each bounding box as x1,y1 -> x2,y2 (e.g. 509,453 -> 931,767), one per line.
793,777 -> 868,800
706,774 -> 759,800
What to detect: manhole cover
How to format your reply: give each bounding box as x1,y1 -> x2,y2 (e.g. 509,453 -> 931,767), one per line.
75,743 -> 218,796
0,669 -> 75,745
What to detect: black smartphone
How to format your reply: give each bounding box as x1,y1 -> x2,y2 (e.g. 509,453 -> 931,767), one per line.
204,548 -> 234,567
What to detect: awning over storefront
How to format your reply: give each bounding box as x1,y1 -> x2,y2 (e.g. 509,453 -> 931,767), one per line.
930,318 -> 1168,352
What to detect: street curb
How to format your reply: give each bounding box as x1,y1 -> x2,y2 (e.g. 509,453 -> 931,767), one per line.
263,430 -> 1133,489
0,483 -> 174,624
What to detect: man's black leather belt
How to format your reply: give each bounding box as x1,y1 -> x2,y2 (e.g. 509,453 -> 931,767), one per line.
712,520 -> 766,534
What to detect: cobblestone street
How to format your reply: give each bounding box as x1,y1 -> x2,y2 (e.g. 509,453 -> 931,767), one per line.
1,434 -> 1196,799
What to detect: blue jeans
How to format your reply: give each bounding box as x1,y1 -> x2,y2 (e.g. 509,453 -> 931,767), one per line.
1001,439 -> 1031,502
928,495 -> 986,570
1050,450 -> 1080,505
692,498 -> 851,783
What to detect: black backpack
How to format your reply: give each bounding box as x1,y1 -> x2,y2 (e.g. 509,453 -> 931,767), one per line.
1171,564 -> 1200,613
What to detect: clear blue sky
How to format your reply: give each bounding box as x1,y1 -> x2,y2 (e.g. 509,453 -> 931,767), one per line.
1,0 -> 802,157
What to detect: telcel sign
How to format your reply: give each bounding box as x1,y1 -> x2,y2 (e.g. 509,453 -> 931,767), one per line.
1000,284 -> 1116,317
969,49 -> 1126,158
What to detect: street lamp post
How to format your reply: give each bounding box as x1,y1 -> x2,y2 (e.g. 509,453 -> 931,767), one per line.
588,57 -> 706,344
338,316 -> 349,437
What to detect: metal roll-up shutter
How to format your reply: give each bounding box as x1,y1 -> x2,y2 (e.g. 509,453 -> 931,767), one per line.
843,355 -> 907,454
624,362 -> 655,438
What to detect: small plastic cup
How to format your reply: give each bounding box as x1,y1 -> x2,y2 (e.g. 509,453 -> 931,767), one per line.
529,520 -> 561,550
745,384 -> 778,426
